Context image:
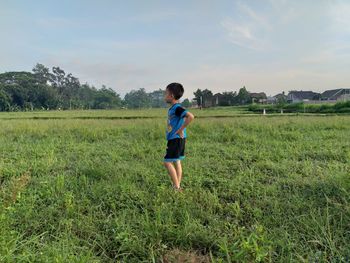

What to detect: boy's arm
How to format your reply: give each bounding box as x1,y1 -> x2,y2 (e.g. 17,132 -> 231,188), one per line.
176,111 -> 194,138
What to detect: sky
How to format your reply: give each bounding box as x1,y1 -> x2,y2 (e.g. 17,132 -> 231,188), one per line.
1,0 -> 350,99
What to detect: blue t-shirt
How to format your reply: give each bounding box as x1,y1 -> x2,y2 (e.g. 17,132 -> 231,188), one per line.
166,103 -> 188,140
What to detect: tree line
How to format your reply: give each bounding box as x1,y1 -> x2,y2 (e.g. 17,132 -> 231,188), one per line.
193,87 -> 271,107
0,64 -> 124,111
0,63 -> 261,111
0,63 -> 193,111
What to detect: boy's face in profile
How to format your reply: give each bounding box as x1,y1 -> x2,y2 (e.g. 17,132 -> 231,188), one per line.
164,89 -> 175,103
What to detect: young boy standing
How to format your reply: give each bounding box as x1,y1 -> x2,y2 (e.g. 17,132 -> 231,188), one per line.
163,83 -> 194,191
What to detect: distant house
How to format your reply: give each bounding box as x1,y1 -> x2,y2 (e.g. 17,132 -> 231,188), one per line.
213,93 -> 224,106
267,96 -> 276,104
274,92 -> 287,103
200,93 -> 228,107
287,91 -> 321,103
267,92 -> 287,104
249,92 -> 267,103
321,88 -> 350,101
204,97 -> 214,108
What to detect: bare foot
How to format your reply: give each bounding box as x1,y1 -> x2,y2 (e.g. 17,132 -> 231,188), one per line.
172,185 -> 183,192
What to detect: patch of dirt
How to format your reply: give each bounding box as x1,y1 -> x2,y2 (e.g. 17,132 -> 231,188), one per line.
161,248 -> 211,263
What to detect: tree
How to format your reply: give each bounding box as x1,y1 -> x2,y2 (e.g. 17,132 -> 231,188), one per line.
220,91 -> 236,106
64,73 -> 81,109
182,98 -> 191,108
202,89 -> 213,107
2,84 -> 28,108
124,88 -> 151,108
78,83 -> 97,109
236,86 -> 250,105
32,63 -> 51,84
193,89 -> 203,107
0,63 -> 124,111
276,91 -> 287,105
193,89 -> 213,107
93,86 -> 122,109
28,84 -> 59,109
51,66 -> 66,89
0,88 -> 11,111
149,89 -> 167,108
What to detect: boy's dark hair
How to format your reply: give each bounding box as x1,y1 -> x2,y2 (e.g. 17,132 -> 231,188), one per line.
166,83 -> 184,100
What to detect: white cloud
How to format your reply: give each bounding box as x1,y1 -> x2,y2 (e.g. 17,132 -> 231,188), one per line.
220,2 -> 271,50
267,0 -> 299,24
221,17 -> 267,50
221,18 -> 255,45
237,2 -> 271,30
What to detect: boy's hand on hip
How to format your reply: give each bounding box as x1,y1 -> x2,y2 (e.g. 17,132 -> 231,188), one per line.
175,129 -> 184,138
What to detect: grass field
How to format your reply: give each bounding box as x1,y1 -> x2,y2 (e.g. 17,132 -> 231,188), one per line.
0,109 -> 349,262
0,107 -> 249,119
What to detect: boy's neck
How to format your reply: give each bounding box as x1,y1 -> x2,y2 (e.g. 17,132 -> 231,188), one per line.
171,100 -> 180,105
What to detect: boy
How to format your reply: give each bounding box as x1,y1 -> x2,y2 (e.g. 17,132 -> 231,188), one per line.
163,83 -> 194,191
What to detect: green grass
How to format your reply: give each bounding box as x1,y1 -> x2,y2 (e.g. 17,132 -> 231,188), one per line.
0,109 -> 349,262
248,101 -> 350,114
0,106 -> 249,120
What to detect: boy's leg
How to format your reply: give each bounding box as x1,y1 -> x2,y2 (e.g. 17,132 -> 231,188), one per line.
174,160 -> 182,186
164,162 -> 180,189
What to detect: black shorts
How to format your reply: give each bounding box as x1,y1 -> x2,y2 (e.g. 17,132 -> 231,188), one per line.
164,138 -> 186,162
